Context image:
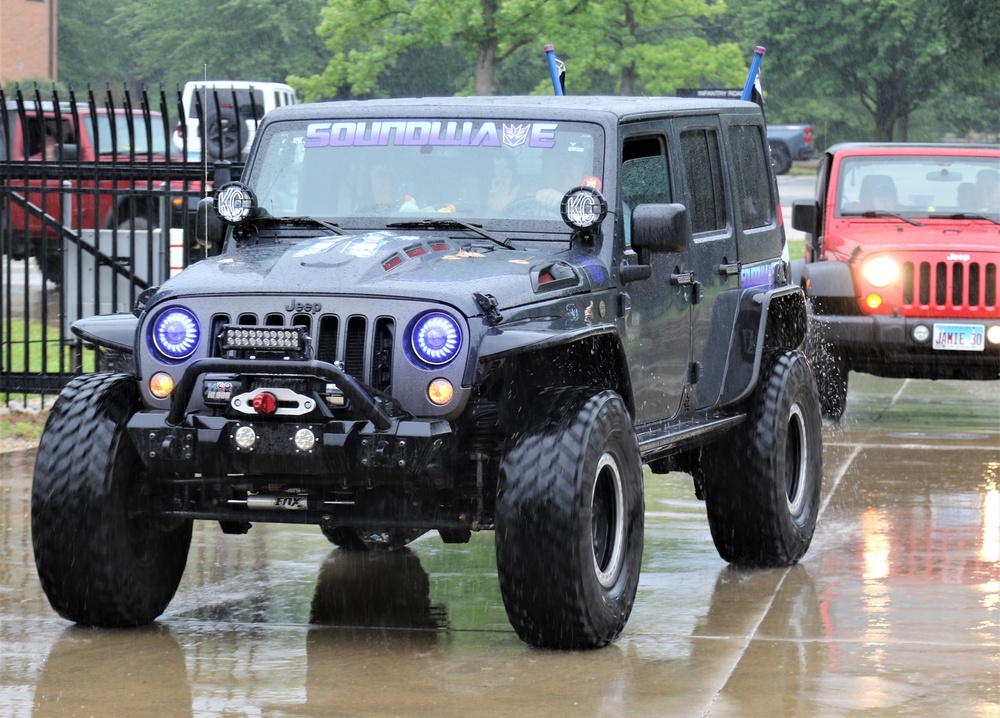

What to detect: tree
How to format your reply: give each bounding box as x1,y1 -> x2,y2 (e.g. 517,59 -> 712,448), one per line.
291,0 -> 747,100
58,0 -> 139,88
733,0 -> 981,141
548,0 -> 745,96
109,0 -> 329,89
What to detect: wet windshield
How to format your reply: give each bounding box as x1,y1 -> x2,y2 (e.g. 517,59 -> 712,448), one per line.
248,118 -> 603,227
835,154 -> 1000,218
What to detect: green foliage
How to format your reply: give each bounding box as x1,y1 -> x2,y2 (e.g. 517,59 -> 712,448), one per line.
2,78 -> 70,97
731,0 -> 996,143
291,0 -> 746,99
52,0 -> 997,144
59,0 -> 328,90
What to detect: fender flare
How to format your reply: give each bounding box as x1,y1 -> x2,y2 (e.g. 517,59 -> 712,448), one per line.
801,260 -> 855,298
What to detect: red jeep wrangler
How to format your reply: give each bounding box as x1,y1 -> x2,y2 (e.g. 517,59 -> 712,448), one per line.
791,143 -> 1000,418
0,100 -> 170,284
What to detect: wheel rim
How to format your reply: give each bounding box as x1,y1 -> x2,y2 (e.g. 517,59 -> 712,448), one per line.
592,452 -> 626,588
785,403 -> 809,517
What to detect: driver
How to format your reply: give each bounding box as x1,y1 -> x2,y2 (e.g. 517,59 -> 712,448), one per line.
534,144 -> 594,210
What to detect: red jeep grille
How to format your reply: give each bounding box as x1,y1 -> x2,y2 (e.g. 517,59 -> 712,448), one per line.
902,261 -> 997,310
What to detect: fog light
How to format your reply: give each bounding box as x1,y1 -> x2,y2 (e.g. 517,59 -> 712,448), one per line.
912,324 -> 931,343
149,372 -> 174,398
294,428 -> 316,451
988,326 -> 1000,345
865,294 -> 882,309
427,378 -> 454,406
234,425 -> 257,449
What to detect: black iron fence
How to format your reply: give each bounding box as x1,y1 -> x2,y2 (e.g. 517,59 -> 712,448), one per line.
0,85 -> 252,402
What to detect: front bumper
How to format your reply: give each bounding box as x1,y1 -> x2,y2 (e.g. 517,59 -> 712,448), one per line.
811,314 -> 1000,379
129,357 -> 456,478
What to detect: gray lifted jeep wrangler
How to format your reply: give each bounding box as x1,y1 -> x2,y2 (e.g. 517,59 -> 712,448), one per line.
33,96 -> 822,649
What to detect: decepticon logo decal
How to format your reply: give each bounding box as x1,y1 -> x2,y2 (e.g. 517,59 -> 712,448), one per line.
502,123 -> 530,147
305,120 -> 558,149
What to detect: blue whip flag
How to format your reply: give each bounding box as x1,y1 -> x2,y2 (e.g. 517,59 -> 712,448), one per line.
742,46 -> 766,120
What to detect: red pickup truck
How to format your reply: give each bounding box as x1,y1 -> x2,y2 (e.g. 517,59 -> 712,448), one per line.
791,143 -> 1000,418
0,100 -> 170,284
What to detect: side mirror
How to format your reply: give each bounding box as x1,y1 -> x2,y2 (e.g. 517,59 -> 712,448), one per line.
195,196 -> 225,247
630,203 -> 689,255
57,143 -> 79,161
791,199 -> 819,235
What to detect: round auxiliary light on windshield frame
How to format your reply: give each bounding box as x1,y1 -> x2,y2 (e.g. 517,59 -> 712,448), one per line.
214,181 -> 257,224
561,186 -> 608,230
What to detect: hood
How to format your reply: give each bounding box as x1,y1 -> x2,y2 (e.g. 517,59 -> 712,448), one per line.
827,217 -> 1000,258
154,231 -> 609,317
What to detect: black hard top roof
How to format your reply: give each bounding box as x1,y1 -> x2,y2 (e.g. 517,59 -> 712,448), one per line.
266,95 -> 762,124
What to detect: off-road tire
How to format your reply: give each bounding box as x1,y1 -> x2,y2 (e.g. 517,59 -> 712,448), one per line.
770,144 -> 792,175
701,350 -> 822,567
203,105 -> 241,161
32,373 -> 193,626
495,389 -> 643,649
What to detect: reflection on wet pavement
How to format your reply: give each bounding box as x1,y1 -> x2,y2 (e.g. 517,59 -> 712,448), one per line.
2,376 -> 998,717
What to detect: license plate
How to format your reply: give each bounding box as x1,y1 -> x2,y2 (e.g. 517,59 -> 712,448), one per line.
932,323 -> 985,351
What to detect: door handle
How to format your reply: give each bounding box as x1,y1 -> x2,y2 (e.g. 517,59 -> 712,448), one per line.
718,261 -> 740,276
670,270 -> 694,286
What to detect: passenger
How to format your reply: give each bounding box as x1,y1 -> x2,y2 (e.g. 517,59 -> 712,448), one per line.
487,157 -> 522,214
976,169 -> 1000,211
30,126 -> 59,161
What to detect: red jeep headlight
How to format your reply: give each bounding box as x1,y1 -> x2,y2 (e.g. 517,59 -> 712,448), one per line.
861,257 -> 898,288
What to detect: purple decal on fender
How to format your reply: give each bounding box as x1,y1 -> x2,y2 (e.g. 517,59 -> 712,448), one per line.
740,260 -> 780,289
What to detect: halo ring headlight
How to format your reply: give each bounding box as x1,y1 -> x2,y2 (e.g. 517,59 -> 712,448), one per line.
152,307 -> 200,360
410,312 -> 462,366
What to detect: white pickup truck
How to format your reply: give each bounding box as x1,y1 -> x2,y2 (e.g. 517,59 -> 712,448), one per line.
173,80 -> 297,161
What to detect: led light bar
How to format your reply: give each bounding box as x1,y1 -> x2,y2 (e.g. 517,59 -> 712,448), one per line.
220,325 -> 307,353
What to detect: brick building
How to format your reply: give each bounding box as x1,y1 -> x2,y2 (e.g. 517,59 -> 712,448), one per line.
0,0 -> 58,85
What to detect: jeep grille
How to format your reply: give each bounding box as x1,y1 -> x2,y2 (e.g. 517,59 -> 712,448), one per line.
902,261 -> 997,311
210,312 -> 395,393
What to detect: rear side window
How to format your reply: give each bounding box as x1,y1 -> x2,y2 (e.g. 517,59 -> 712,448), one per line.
727,124 -> 772,228
680,129 -> 726,234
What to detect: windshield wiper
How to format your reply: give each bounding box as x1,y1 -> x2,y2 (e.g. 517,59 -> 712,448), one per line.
386,219 -> 513,249
858,210 -> 924,227
252,215 -> 346,234
936,212 -> 1000,226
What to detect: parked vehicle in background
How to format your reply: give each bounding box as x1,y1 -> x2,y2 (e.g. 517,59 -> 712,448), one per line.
791,142 -> 1000,419
767,124 -> 815,175
173,81 -> 297,162
0,99 -> 170,284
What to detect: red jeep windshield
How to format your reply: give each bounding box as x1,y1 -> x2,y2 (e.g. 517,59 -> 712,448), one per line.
835,155 -> 1000,218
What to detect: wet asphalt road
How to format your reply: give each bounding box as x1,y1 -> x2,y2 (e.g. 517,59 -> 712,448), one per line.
1,374 -> 998,717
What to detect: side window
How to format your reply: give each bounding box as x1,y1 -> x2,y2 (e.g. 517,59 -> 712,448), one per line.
621,137 -> 669,245
680,128 -> 726,234
727,124 -> 772,229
